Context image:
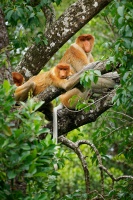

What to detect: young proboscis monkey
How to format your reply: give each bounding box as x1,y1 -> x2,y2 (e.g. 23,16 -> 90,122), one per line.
12,63 -> 75,121
59,34 -> 116,109
12,63 -> 74,102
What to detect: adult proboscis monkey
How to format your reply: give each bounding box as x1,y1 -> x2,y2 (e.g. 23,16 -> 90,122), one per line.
59,34 -> 116,109
60,34 -> 95,73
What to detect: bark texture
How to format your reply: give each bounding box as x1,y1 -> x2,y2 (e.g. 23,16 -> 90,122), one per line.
0,8 -> 9,50
0,8 -> 12,84
15,0 -> 112,78
46,89 -> 115,136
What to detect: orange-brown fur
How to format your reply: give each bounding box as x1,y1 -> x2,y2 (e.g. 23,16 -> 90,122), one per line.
59,34 -> 116,109
12,63 -> 72,101
59,34 -> 95,109
60,34 -> 95,72
12,72 -> 25,86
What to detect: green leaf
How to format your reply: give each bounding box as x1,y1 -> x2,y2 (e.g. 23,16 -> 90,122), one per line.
7,170 -> 17,179
117,6 -> 124,17
29,164 -> 37,175
12,11 -> 19,21
3,80 -> 11,93
17,7 -> 24,14
26,5 -> 33,12
118,17 -> 123,24
93,76 -> 98,84
34,172 -> 47,177
29,12 -> 35,18
89,74 -> 94,82
19,151 -> 31,162
127,85 -> 133,92
6,9 -> 14,20
56,0 -> 62,6
1,139 -> 9,148
8,143 -> 16,148
16,7 -> 23,17
33,100 -> 44,111
21,143 -> 31,150
94,70 -> 101,76
3,125 -> 12,136
123,71 -> 129,81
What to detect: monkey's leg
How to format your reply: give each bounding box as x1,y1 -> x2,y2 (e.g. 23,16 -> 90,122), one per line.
14,81 -> 35,101
60,88 -> 86,109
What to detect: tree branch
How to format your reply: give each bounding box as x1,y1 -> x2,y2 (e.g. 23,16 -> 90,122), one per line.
58,136 -> 90,194
58,138 -> 133,199
35,61 -> 119,104
45,89 -> 115,135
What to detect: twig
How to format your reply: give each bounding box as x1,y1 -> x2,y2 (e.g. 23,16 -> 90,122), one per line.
108,110 -> 133,120
99,121 -> 133,140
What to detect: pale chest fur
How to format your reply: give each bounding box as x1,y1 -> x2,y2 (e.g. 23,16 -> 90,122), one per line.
66,43 -> 92,72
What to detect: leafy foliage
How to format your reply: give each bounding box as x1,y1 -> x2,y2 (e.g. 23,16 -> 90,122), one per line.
80,69 -> 101,89
105,0 -> 133,109
0,82 -> 65,200
0,0 -> 61,67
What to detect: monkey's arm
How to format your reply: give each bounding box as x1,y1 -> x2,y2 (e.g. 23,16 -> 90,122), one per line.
89,54 -> 94,62
61,62 -> 100,90
61,62 -> 119,91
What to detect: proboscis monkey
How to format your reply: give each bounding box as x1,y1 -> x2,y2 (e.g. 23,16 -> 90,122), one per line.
12,63 -> 74,102
60,34 -> 95,72
59,34 -> 95,109
12,63 -> 75,121
59,34 -> 116,109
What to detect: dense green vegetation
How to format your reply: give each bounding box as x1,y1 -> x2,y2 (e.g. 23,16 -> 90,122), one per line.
0,0 -> 133,199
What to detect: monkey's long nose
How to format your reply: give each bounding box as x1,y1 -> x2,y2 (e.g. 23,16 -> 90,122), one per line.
61,75 -> 67,79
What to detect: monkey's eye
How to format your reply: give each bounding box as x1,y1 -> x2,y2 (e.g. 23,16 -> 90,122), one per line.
81,38 -> 85,41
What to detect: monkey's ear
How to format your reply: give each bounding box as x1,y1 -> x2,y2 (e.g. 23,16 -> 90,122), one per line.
12,72 -> 24,86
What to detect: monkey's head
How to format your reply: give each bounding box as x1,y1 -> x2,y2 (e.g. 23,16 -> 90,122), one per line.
75,34 -> 95,53
12,72 -> 25,86
55,63 -> 72,79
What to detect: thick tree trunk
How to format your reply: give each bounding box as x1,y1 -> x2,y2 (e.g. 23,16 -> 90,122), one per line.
15,0 -> 112,78
0,8 -> 9,50
0,8 -> 12,84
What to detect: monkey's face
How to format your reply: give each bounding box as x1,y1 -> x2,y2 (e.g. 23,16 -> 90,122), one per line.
76,34 -> 94,53
58,68 -> 69,79
56,63 -> 71,79
82,39 -> 91,53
